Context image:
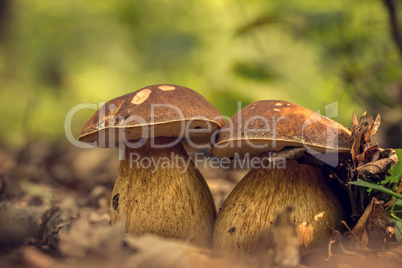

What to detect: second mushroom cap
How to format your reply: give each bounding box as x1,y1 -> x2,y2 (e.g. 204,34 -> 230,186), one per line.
212,100 -> 351,159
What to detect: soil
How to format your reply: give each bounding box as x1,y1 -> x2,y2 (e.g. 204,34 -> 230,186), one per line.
0,141 -> 401,268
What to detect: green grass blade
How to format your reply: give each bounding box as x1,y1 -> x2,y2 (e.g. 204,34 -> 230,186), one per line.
348,179 -> 402,200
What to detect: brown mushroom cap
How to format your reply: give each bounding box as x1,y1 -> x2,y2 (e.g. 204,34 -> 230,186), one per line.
211,100 -> 351,158
78,84 -> 225,147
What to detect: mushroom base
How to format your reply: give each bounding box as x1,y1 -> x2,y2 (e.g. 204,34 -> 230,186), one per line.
110,137 -> 216,248
212,159 -> 345,256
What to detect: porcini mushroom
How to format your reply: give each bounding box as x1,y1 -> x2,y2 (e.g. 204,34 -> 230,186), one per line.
78,84 -> 224,247
211,100 -> 351,256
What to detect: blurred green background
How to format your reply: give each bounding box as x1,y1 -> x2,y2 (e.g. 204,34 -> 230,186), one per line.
0,0 -> 401,147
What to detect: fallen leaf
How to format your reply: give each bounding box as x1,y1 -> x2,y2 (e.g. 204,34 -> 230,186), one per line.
253,207 -> 300,268
346,198 -> 393,249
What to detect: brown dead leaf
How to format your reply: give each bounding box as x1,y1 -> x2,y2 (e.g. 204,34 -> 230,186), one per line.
347,198 -> 393,249
253,207 -> 300,268
354,148 -> 398,177
371,114 -> 381,136
352,110 -> 359,128
350,111 -> 379,168
349,111 -> 399,180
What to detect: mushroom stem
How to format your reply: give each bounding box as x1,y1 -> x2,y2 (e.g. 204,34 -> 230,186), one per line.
213,159 -> 345,256
110,137 -> 216,247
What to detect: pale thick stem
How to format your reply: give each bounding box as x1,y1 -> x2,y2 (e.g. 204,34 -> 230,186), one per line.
213,160 -> 345,256
110,137 -> 216,247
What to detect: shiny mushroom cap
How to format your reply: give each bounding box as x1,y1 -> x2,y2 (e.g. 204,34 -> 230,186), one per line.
211,100 -> 351,159
78,84 -> 225,147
